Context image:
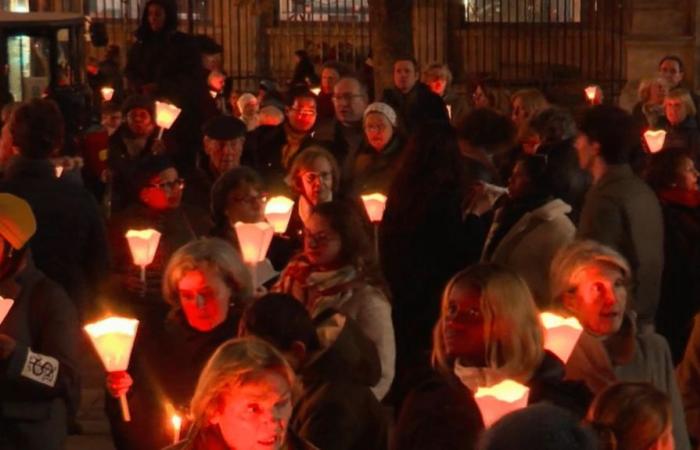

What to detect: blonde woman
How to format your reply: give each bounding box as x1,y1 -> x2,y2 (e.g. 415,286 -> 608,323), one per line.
422,63 -> 469,125
167,337 -> 315,450
105,238 -> 253,450
661,88 -> 700,157
550,240 -> 691,450
633,77 -> 669,129
392,263 -> 591,450
586,382 -> 675,450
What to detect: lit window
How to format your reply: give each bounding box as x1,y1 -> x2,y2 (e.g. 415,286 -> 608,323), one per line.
278,0 -> 369,22
464,0 -> 581,23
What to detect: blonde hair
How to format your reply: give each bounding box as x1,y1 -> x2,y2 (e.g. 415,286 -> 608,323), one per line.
587,382 -> 672,450
665,88 -> 697,117
637,77 -> 668,103
190,337 -> 295,426
285,145 -> 340,195
422,63 -> 453,86
549,240 -> 631,308
511,89 -> 549,116
431,264 -> 544,384
162,238 -> 253,307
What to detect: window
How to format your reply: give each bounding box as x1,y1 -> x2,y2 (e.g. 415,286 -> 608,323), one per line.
464,0 -> 581,23
278,0 -> 369,22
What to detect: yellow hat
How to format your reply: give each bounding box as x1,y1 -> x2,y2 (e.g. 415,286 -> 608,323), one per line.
0,193 -> 36,250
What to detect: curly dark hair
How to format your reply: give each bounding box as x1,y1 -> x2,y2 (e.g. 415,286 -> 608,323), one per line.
9,99 -> 64,159
210,166 -> 264,233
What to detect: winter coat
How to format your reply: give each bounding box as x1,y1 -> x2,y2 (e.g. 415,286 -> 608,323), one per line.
393,351 -> 592,450
105,310 -> 242,450
313,118 -> 363,186
577,164 -> 664,328
274,259 -> 395,400
483,198 -> 576,309
0,259 -> 80,450
381,82 -> 450,132
565,314 -> 691,450
292,310 -> 389,450
164,425 -> 317,450
678,314 -> 700,448
0,156 -> 110,318
661,115 -> 700,163
350,134 -> 404,197
654,189 -> 700,363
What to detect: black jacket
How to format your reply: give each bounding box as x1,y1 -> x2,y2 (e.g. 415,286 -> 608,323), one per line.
350,135 -> 404,196
0,259 -> 80,450
381,83 -> 449,132
0,157 -> 110,318
392,352 -> 592,450
292,310 -> 388,450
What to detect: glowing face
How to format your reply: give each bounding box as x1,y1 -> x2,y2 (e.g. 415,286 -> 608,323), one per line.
321,68 -> 340,94
147,3 -> 166,32
298,157 -> 333,206
441,282 -> 486,366
205,137 -> 244,176
563,262 -> 627,337
286,97 -> 317,133
225,183 -> 266,225
659,59 -> 683,87
393,60 -> 418,94
211,372 -> 293,450
177,266 -> 232,332
332,79 -> 367,125
363,112 -> 394,152
303,213 -> 342,270
139,167 -> 183,210
427,77 -> 448,97
675,156 -> 699,191
664,97 -> 688,126
126,107 -> 154,137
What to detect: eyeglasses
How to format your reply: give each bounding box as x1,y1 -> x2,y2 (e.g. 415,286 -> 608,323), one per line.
291,108 -> 316,118
332,94 -> 363,103
230,193 -> 269,206
364,124 -> 388,133
150,178 -> 185,190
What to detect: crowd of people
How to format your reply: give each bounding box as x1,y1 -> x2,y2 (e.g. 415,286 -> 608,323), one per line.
1,1 -> 700,449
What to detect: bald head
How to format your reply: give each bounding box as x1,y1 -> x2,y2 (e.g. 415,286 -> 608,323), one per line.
332,77 -> 369,125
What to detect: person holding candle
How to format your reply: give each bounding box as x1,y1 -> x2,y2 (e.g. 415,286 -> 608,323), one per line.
104,238 -> 253,450
644,148 -> 700,363
632,77 -> 669,130
550,240 -> 690,450
393,263 -> 592,450
659,89 -> 700,161
273,200 -> 395,400
165,337 -> 315,450
586,382 -> 676,450
422,63 -> 470,127
0,193 -> 81,450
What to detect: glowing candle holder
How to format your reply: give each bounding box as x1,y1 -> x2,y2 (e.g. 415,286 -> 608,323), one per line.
264,196 -> 294,234
234,222 -> 274,288
55,165 -> 64,178
644,129 -> 667,153
84,316 -> 139,422
446,104 -> 452,120
209,90 -> 218,99
310,87 -> 321,96
540,312 -> 583,364
101,87 -> 114,102
155,101 -> 182,140
584,85 -> 597,103
474,379 -> 530,427
125,229 -> 162,284
361,193 -> 388,223
0,296 -> 14,325
171,414 -> 182,444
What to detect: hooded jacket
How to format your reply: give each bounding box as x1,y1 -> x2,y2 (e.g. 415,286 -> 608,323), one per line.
292,310 -> 388,450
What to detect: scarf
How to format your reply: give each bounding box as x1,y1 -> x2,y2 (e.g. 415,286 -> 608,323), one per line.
659,187 -> 700,208
453,360 -> 507,391
281,123 -> 309,169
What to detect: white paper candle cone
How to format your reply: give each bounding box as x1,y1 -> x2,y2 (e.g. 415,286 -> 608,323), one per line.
264,196 -> 294,233
361,193 -> 388,223
234,222 -> 274,264
644,129 -> 667,153
125,229 -> 162,268
540,312 -> 583,364
474,379 -> 530,427
101,87 -> 114,101
0,297 -> 14,325
155,101 -> 182,130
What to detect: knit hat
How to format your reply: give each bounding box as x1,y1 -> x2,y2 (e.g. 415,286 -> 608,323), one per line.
0,193 -> 37,250
202,115 -> 247,141
363,102 -> 397,127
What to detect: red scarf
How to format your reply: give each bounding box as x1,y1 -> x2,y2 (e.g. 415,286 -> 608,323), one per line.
658,188 -> 700,208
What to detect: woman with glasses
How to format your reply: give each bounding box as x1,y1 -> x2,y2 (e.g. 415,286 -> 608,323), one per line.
393,264 -> 591,450
106,154 -> 211,322
273,200 -> 395,400
105,238 -> 253,450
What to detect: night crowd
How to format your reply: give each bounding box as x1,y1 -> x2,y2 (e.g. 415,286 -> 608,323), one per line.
1,1 -> 700,449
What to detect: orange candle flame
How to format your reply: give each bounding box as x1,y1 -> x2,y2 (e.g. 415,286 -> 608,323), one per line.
644,129 -> 667,153
361,193 -> 388,223
540,312 -> 583,364
101,87 -> 114,101
474,379 -> 530,427
584,85 -> 597,101
171,414 -> 182,444
310,87 -> 321,96
264,196 -> 294,233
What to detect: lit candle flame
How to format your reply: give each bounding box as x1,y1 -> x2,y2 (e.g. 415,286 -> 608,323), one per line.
474,379 -> 530,427
171,414 -> 182,444
584,85 -> 597,101
540,312 -> 583,363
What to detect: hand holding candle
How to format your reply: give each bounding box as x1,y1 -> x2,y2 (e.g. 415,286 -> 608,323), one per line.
474,379 -> 530,427
540,312 -> 583,364
84,316 -> 139,422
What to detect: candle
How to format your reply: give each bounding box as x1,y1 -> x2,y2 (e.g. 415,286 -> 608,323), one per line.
101,87 -> 114,102
584,85 -> 597,102
264,196 -> 294,233
0,296 -> 14,325
234,222 -> 274,288
209,90 -> 218,98
474,379 -> 530,427
84,316 -> 140,422
55,165 -> 63,178
125,229 -> 162,283
310,87 -> 321,96
171,414 -> 182,444
361,193 -> 388,223
540,312 -> 583,364
155,101 -> 182,139
643,129 -> 667,153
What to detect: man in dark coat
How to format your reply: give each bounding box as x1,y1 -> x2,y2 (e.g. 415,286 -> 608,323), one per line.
575,105 -> 664,331
381,57 -> 449,132
242,294 -> 389,450
2,99 -> 110,319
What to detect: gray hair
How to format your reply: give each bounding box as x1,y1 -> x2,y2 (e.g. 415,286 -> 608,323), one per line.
528,107 -> 578,144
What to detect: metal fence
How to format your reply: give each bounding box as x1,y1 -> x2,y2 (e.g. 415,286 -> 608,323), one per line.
4,0 -> 628,97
